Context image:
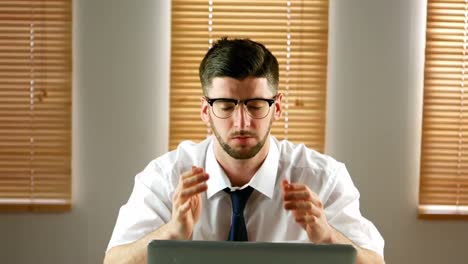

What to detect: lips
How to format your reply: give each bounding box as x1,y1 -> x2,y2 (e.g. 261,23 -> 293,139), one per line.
230,135 -> 254,143
230,131 -> 255,138
230,131 -> 256,142
231,134 -> 255,140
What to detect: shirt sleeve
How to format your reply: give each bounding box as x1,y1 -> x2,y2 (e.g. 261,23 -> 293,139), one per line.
324,163 -> 385,257
106,161 -> 174,251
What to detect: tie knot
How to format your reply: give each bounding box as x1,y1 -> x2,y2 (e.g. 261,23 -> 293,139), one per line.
226,186 -> 254,215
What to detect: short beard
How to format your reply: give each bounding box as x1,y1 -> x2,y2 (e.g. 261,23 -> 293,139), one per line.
209,114 -> 273,160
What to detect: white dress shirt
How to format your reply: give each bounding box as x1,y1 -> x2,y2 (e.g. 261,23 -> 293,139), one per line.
107,136 -> 384,256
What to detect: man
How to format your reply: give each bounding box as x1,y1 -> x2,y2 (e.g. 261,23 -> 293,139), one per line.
104,38 -> 385,264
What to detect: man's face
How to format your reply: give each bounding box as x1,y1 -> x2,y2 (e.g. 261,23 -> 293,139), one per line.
201,77 -> 282,160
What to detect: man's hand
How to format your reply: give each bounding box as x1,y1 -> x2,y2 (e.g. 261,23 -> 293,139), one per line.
169,166 -> 209,240
282,179 -> 385,263
103,166 -> 209,264
282,179 -> 333,243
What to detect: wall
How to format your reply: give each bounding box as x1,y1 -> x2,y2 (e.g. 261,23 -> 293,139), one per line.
0,0 -> 466,263
327,0 -> 468,263
0,0 -> 170,263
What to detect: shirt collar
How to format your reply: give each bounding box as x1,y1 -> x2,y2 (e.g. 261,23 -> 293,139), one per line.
248,136 -> 279,199
205,136 -> 279,199
205,138 -> 231,198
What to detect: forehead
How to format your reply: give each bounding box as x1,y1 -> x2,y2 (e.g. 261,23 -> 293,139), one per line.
207,77 -> 274,98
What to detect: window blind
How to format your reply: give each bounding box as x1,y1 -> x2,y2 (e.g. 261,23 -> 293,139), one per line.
420,0 -> 468,218
0,0 -> 72,212
170,0 -> 328,151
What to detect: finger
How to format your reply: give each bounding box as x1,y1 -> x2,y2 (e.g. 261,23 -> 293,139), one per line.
283,190 -> 312,201
174,166 -> 205,203
180,166 -> 204,181
282,179 -> 289,189
294,214 -> 321,224
177,198 -> 192,220
284,182 -> 307,191
283,188 -> 323,209
284,201 -> 322,216
294,213 -> 307,229
183,172 -> 209,188
191,165 -> 204,175
180,182 -> 208,199
282,179 -> 303,191
284,200 -> 313,211
190,194 -> 200,209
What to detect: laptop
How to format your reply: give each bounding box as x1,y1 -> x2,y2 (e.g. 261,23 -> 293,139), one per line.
148,240 -> 357,264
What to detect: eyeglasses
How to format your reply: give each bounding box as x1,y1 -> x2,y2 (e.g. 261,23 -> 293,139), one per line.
205,95 -> 277,119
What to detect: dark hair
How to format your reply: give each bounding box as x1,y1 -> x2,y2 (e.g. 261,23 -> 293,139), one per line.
199,37 -> 279,95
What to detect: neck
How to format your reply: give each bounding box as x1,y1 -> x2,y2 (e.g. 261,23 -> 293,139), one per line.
214,137 -> 270,187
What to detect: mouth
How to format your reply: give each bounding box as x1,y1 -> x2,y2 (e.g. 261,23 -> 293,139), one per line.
231,133 -> 256,140
232,136 -> 251,139
229,131 -> 256,144
230,135 -> 256,146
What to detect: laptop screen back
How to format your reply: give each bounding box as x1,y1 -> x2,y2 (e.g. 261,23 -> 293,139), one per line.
148,240 -> 357,264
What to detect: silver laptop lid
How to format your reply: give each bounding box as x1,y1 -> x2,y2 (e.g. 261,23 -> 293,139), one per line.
148,240 -> 357,264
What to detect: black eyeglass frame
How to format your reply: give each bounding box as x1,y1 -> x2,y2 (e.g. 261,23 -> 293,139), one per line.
204,95 -> 278,119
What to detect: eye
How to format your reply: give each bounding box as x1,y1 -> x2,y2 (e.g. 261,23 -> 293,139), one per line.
246,100 -> 265,111
215,101 -> 236,111
247,105 -> 262,111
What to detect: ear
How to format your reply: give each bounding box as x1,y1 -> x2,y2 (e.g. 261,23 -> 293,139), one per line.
273,93 -> 283,121
200,97 -> 211,124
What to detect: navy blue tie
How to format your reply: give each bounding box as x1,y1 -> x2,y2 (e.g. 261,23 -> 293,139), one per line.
226,186 -> 254,241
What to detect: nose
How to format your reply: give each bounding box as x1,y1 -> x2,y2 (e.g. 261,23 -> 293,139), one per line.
232,103 -> 251,128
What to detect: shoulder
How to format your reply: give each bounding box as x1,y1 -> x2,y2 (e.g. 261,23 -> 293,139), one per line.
272,137 -> 348,200
273,137 -> 343,174
137,137 -> 212,189
158,138 -> 211,169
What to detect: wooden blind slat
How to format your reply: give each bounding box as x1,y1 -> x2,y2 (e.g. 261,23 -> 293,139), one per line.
0,0 -> 71,212
420,0 -> 468,217
170,0 -> 328,151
